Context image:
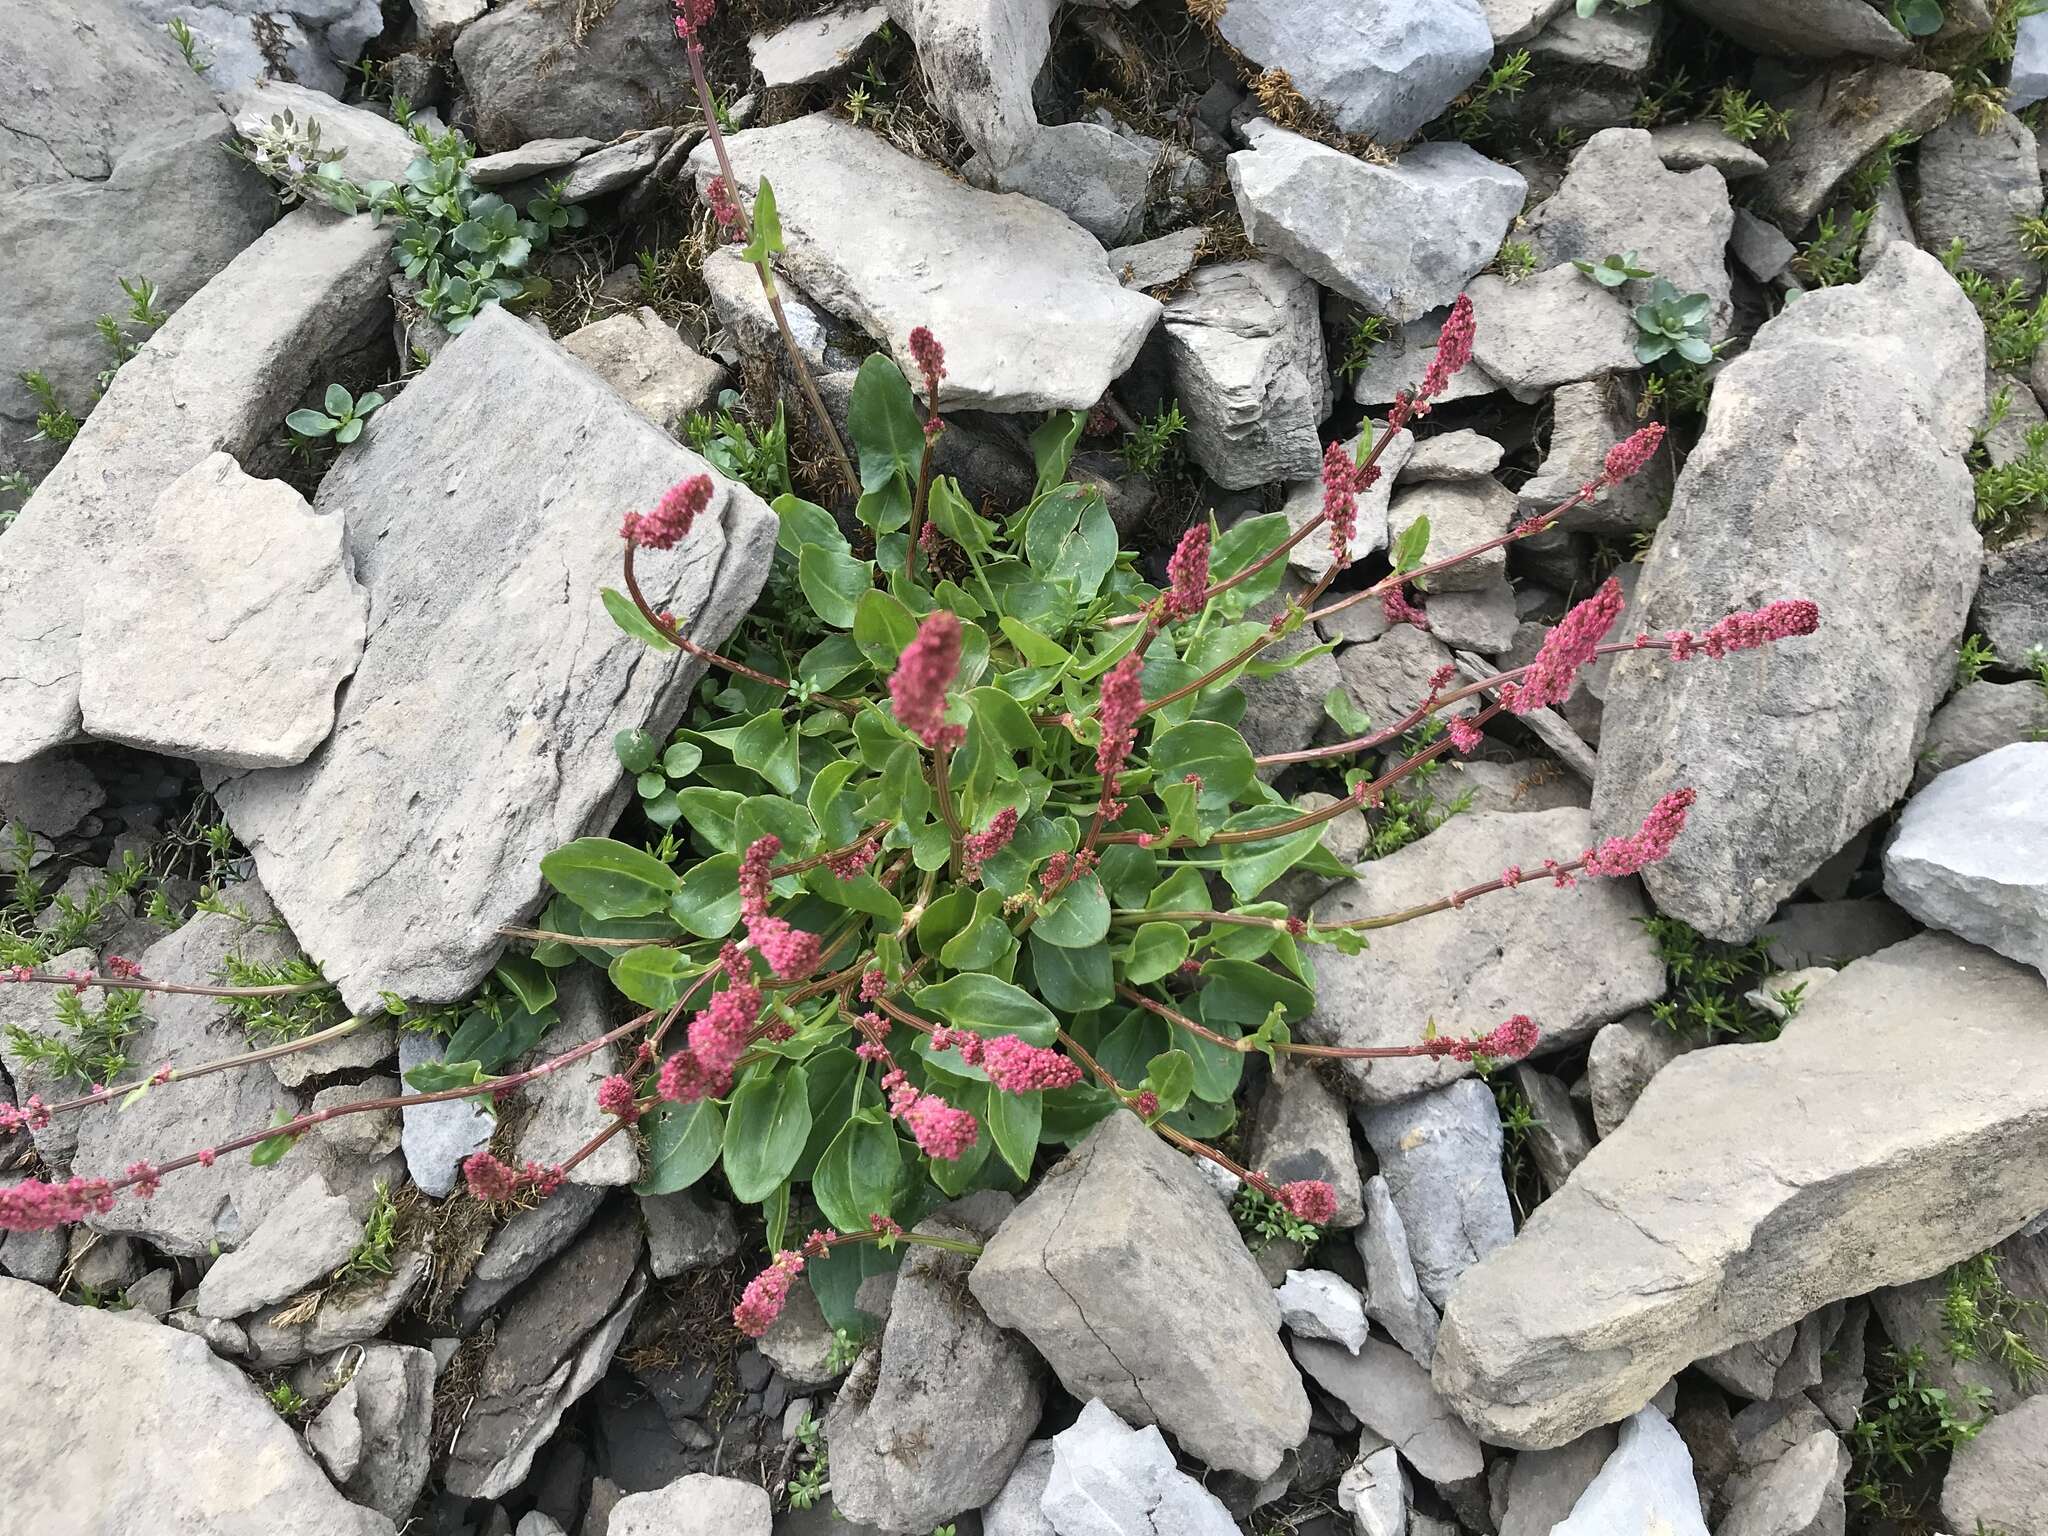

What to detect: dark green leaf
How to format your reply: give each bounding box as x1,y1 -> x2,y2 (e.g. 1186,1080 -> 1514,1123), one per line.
723,1063 -> 813,1204
402,1057 -> 489,1094
915,974 -> 1057,1043
986,1085 -> 1041,1180
609,945 -> 695,1009
635,1097 -> 724,1194
741,175 -> 784,263
541,837 -> 680,919
1142,1049 -> 1195,1115
601,587 -> 678,651
1123,922 -> 1190,985
1030,931 -> 1114,1012
1028,409 -> 1085,499
813,1109 -> 903,1232
671,854 -> 742,939
493,954 -> 557,1014
797,542 -> 873,629
444,1001 -> 554,1074
853,586 -> 919,669
1389,515 -> 1431,575
1036,872 -> 1110,948
1149,721 -> 1256,809
847,354 -> 924,491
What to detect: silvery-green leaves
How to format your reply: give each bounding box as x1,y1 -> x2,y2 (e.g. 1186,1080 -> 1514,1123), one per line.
1632,278 -> 1715,367
1573,250 -> 1652,288
285,383 -> 385,446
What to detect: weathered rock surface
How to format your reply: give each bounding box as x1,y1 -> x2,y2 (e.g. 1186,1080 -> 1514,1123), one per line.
1246,1063 -> 1364,1229
1215,0 -> 1494,141
515,968 -> 640,1188
640,1188 -> 740,1278
1526,128 -> 1735,338
1466,266 -> 1639,401
1974,535 -> 2048,678
454,1182 -> 606,1328
242,1244 -> 428,1367
1356,1174 -> 1441,1365
1276,1269 -> 1370,1352
0,205 -> 391,764
1511,1065 -> 1594,1191
1941,1393 -> 2048,1536
1585,1013 -> 1691,1139
885,0 -> 1056,169
1389,476 -> 1519,592
1669,0 -> 1908,58
1697,1326 -> 1796,1401
0,1277 -> 393,1533
969,1109 -> 1310,1479
1339,1443 -> 1407,1536
229,82 -> 421,186
1753,66 -> 1951,230
470,138 -> 600,185
751,5 -> 889,87
1305,808 -> 1664,1103
1650,122 -> 1767,181
691,114 -> 1158,412
1719,1427 -> 1849,1536
1331,623 -> 1477,735
1592,244 -> 1984,940
397,1031 -> 494,1198
1554,1408 -> 1706,1535
979,121 -> 1155,245
1433,932 -> 2048,1448
829,1194 -> 1042,1532
305,1343 -> 437,1521
1230,125 -> 1525,321
1522,378 -> 1671,533
195,1171 -> 361,1318
1041,1398 -> 1239,1536
1154,259 -> 1328,490
1355,1082 -> 1515,1309
1295,1337 -> 1485,1482
1914,109 -> 2043,290
1885,742 -> 2048,977
80,454 -> 366,768
454,0 -> 691,149
0,752 -> 103,838
1499,1426 -> 1617,1536
983,1439 -> 1055,1536
1352,309 -> 1503,410
209,308 -> 777,1011
611,1473 -> 773,1536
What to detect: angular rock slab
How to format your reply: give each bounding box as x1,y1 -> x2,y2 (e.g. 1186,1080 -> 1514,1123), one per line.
1356,1081 -> 1515,1310
1941,1393 -> 2048,1536
1229,123 -> 1526,322
1433,932 -> 2048,1449
969,1109 -> 1310,1479
1303,808 -> 1664,1103
1591,243 -> 1984,941
0,204 -> 392,764
611,1474 -> 772,1536
454,0 -> 690,149
1042,1398 -> 1238,1536
1294,1336 -> 1485,1483
1554,1408 -> 1706,1536
1884,742 -> 2048,980
0,1277 -> 393,1534
751,5 -> 890,88
688,114 -> 1159,412
884,0 -> 1058,169
1752,66 -> 1951,230
210,306 -> 778,1011
80,453 -> 366,768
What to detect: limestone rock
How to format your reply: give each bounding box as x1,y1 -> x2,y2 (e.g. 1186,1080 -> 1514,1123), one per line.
549,129 -> 675,203
1355,1082 -> 1515,1309
1155,259 -> 1329,490
1433,932 -> 2048,1448
969,1109 -> 1310,1479
1719,1427 -> 1848,1536
1650,122 -> 1768,181
1525,127 -> 1735,339
1041,1398 -> 1239,1536
1304,809 -> 1664,1104
1239,579 -> 1344,766
1230,124 -> 1526,322
1330,623 -> 1477,740
1499,1426 -> 1617,1536
1527,3 -> 1662,73
515,968 -> 640,1187
1914,110 -> 2044,291
470,138 -> 599,184
1592,244 -> 1983,941
397,1032 -> 493,1198
1352,310 -> 1503,411
1356,1174 -> 1441,1366
455,0 -> 691,149
641,1188 -> 740,1278
1466,266 -> 1638,402
1668,0 -> 1908,58
1246,1062 -> 1364,1229
1510,1065 -> 1594,1190
1696,1326 -> 1796,1401
1976,535 -> 2048,661
195,1171 -> 361,1318
1586,1013 -> 1690,1138
750,5 -> 889,87
311,1078 -> 400,1159
1276,1269 -> 1370,1352
979,121 -> 1154,245
0,204 -> 392,764
241,1244 -> 427,1367
0,752 -> 104,839
1523,378 -> 1671,533
80,454 -> 365,768
306,1343 -> 437,1521
1110,228 -> 1205,290
1402,431 -> 1505,484
0,1277 -> 393,1533
1480,0 -> 1572,45
1293,1338 -> 1478,1485
690,114 -> 1158,412
610,1474 -> 772,1536
885,0 -> 1057,169
1339,1443 -> 1408,1536
1886,741 -> 2048,979
1554,1408 -> 1706,1535
983,1440 -> 1056,1536
455,1183 -> 607,1329
1753,66 -> 1951,230
210,307 -> 778,1011
1214,0 -> 1494,142
1388,476 -> 1519,593
828,1194 -> 1042,1532
1940,1393 -> 2048,1536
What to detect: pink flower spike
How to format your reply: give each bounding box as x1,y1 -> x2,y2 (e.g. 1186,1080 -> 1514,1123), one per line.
621,473 -> 714,549
105,955 -> 144,980
980,1035 -> 1083,1093
1582,787 -> 1696,878
739,835 -> 780,920
1601,422 -> 1665,485
125,1161 -> 163,1199
597,1074 -> 641,1124
1446,715 -> 1484,755
1509,576 -> 1625,715
1322,440 -> 1362,567
0,1175 -> 117,1232
462,1152 -> 523,1203
748,914 -> 820,980
734,1250 -> 806,1337
1163,522 -> 1212,620
1418,293 -> 1476,405
890,610 -> 966,751
1382,583 -> 1428,630
908,326 -> 947,422
1096,653 -> 1145,791
672,0 -> 715,40
1665,599 -> 1820,662
961,807 -> 1019,881
1277,1179 -> 1338,1226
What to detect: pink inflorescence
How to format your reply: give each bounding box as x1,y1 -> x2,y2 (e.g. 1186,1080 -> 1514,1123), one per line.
1600,422 -> 1665,485
0,1094 -> 50,1134
1416,294 -> 1476,409
1446,714 -> 1484,755
672,0 -> 715,40
0,1175 -> 117,1233
1276,1179 -> 1339,1226
1321,440 -> 1368,566
597,1074 -> 641,1124
890,610 -> 966,751
932,1029 -> 1082,1093
1130,1089 -> 1160,1118
739,834 -> 819,979
1583,787 -> 1696,878
882,1069 -> 979,1160
1664,599 -> 1820,661
621,473 -> 713,550
1,965 -> 32,983
125,1161 -> 162,1199
462,1152 -> 565,1203
105,955 -> 144,981
961,807 -> 1019,881
1425,1014 -> 1540,1063
1039,847 -> 1097,899
825,839 -> 879,881
1508,575 -> 1624,715
705,175 -> 743,238
1382,582 -> 1427,630
909,326 -> 947,427
1163,523 -> 1212,621
735,1250 -> 805,1336
1096,654 -> 1144,792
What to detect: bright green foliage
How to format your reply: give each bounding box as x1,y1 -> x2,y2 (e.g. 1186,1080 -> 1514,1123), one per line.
1642,915 -> 1783,1042
1709,87 -> 1794,145
1333,315 -> 1390,382
1796,206 -> 1873,288
1233,1182 -> 1324,1250
222,950 -> 343,1041
166,16 -> 209,72
1451,50 -> 1532,140
1121,402 -> 1187,476
1944,238 -> 2048,371
685,390 -> 793,499
1974,391 -> 2048,543
787,1409 -> 829,1508
1942,1251 -> 2048,1390
1848,1346 -> 1991,1520
533,354 -> 1360,1321
1573,251 -> 1651,288
19,370 -> 78,445
265,1380 -> 309,1418
1957,632 -> 2000,687
1492,240 -> 1538,281
1631,280 -> 1714,367
338,1181 -> 400,1282
286,383 -> 385,446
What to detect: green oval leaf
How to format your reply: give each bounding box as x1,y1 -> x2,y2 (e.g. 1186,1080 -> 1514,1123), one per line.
1036,872 -> 1110,948
722,1064 -> 812,1204
609,945 -> 694,1010
542,837 -> 680,919
798,541 -> 874,629
635,1097 -> 725,1195
914,973 -> 1057,1044
1149,721 -> 1256,810
813,1109 -> 904,1233
1123,922 -> 1190,986
986,1083 -> 1042,1181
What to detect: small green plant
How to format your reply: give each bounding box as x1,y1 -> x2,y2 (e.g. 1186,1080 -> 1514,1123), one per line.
222,951 -> 343,1041
824,1324 -> 869,1374
1121,403 -> 1188,476
1642,915 -> 1782,1041
1796,206 -> 1874,288
166,16 -> 209,73
786,1408 -> 829,1509
684,390 -> 792,498
1573,250 -> 1652,288
1941,1251 -> 2048,1390
1708,86 -> 1794,145
1630,66 -> 1695,130
91,275 -> 169,391
1333,315 -> 1390,382
19,371 -> 79,445
285,383 -> 385,446
1849,1346 -> 1991,1520
1945,238 -> 2048,370
1957,632 -> 2000,687
1492,1078 -> 1544,1221
0,470 -> 32,528
1631,280 -> 1714,366
338,1181 -> 400,1282
1637,362 -> 1715,420
5,987 -> 147,1090
1492,240 -> 1538,282
232,110 -> 361,212
1452,50 -> 1533,139
265,1380 -> 309,1418
1232,1182 -> 1326,1250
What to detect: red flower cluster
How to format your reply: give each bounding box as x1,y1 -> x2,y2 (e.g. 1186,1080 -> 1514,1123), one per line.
740,835 -> 820,979
0,1175 -> 116,1232
1163,523 -> 1211,621
1382,582 -> 1427,629
1423,1015 -> 1541,1063
1096,653 -> 1144,797
621,474 -> 713,549
1276,1179 -> 1339,1226
672,0 -> 715,41
1039,847 -> 1096,898
705,175 -> 743,237
1446,714 -> 1484,755
1583,787 -> 1696,878
461,1152 -> 567,1202
1663,599 -> 1820,661
1416,294 -> 1475,409
825,838 -> 879,880
909,326 -> 947,429
1321,440 -> 1375,568
890,611 -> 966,750
596,1074 -> 641,1124
961,807 -> 1019,881
0,1094 -> 50,1134
1600,423 -> 1665,486
882,1069 -> 978,1159
105,955 -> 144,980
734,1249 -> 804,1336
930,1028 -> 1082,1092
1508,576 -> 1624,715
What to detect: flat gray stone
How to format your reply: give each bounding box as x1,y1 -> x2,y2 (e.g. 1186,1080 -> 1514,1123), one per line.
241,1244 -> 426,1367
1651,120 -> 1768,180
1731,207 -> 1798,282
0,203 -> 392,764
1401,430 -> 1504,484
1294,1336 -> 1485,1483
1355,1174 -> 1441,1366
1554,1408 -> 1706,1535
470,137 -> 600,185
883,0 -> 1058,170
1720,1427 -> 1848,1536
1338,1443 -> 1407,1536
1668,0 -> 1908,58
397,1031 -> 493,1198
195,1171 -> 360,1318
1275,1268 -> 1369,1351
454,1181 -> 606,1328
1511,1064 -> 1593,1190
1593,244 -> 1984,940
1388,476 -> 1518,592
1109,228 -> 1204,290
271,1020 -> 397,1089
1696,1325 -> 1796,1400
454,0 -> 691,150
979,121 -> 1155,245
1585,1012 -> 1691,1138
1915,679 -> 2048,789
1245,1061 -> 1364,1229
1041,1398 -> 1238,1536
311,1077 -> 401,1158
689,114 -> 1159,412
209,306 -> 778,1011
514,967 -> 640,1188
80,454 -> 365,769
1352,309 -> 1503,410
1433,932 -> 2048,1448
1914,110 -> 2043,291
1753,66 -> 1951,230
1479,0 -> 1572,45
0,752 -> 103,838
306,1342 -> 437,1521
1466,265 -> 1638,402
1304,808 -> 1664,1104
0,1277 -> 393,1534
1499,1426 -> 1617,1536
984,1439 -> 1055,1536
1426,575 -> 1519,653
1156,259 -> 1328,490
969,1110 -> 1310,1480
1884,742 -> 2048,980
548,129 -> 672,203
640,1187 -> 740,1278
611,1474 -> 772,1536
1355,1081 -> 1515,1309
1941,1393 -> 2048,1536
1230,124 -> 1525,322
1330,623 -> 1478,740
1215,0 -> 1494,142
750,5 -> 889,87
1527,2 -> 1661,72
